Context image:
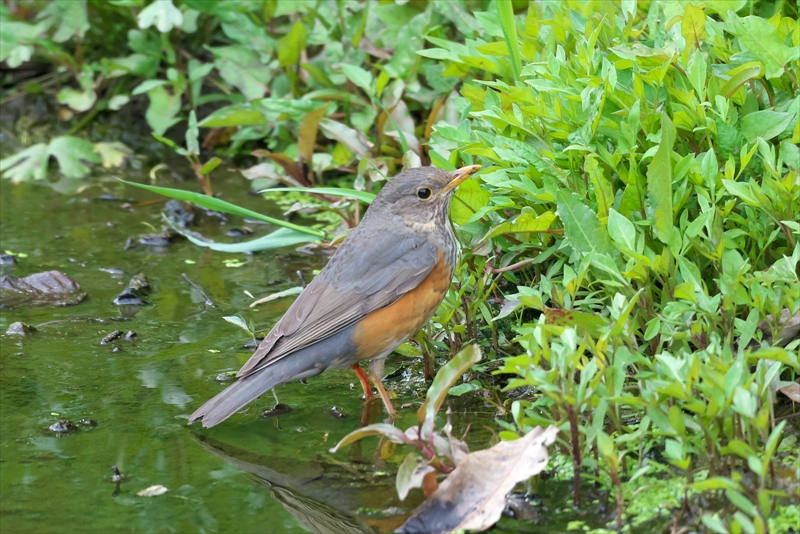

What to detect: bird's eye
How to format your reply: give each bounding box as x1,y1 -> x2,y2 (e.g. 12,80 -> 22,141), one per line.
417,187 -> 432,200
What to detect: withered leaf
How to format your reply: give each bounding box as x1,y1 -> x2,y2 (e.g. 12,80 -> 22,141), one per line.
397,425 -> 558,534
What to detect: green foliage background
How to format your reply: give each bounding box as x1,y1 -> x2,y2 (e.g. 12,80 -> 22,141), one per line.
1,0 -> 799,531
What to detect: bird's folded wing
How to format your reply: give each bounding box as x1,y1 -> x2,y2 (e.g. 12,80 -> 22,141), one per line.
236,232 -> 439,378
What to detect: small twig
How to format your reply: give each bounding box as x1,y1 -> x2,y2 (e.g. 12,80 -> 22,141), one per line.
296,270 -> 307,289
486,257 -> 536,275
181,273 -> 215,308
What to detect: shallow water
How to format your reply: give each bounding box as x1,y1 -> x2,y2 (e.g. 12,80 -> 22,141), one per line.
1,168 -> 486,533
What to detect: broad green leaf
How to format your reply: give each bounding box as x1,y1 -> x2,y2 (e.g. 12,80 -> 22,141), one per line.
718,62 -> 763,99
738,110 -> 794,142
483,211 -> 556,241
544,308 -> 609,338
278,22 -> 307,67
418,344 -> 482,432
222,315 -> 252,334
196,158 -> 219,176
607,208 -> 637,252
451,178 -> 490,225
94,142 -> 132,168
57,69 -> 96,112
208,45 -> 270,100
143,85 -> 181,135
200,104 -> 268,127
448,381 -> 481,396
137,0 -> 183,33
647,112 -> 676,244
341,64 -> 373,94
556,191 -> 613,255
681,4 -> 708,48
119,179 -> 325,237
730,13 -> 800,79
0,143 -> 48,182
39,0 -> 89,43
48,136 -> 100,178
329,423 -> 409,453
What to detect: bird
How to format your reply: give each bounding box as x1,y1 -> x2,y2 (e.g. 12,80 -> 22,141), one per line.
188,164 -> 482,428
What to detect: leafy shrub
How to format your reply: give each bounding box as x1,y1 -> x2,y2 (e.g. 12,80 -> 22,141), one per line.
421,1 -> 799,531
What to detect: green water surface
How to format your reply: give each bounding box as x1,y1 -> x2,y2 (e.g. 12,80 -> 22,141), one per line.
0,170 -> 484,533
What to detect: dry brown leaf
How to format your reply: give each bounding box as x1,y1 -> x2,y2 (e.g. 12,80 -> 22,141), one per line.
397,425 -> 558,533
778,381 -> 800,403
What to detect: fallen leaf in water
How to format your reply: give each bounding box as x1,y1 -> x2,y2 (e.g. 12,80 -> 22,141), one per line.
397,425 -> 558,534
136,485 -> 168,497
0,270 -> 86,307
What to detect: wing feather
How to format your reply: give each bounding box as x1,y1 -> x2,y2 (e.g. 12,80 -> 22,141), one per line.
236,231 -> 438,378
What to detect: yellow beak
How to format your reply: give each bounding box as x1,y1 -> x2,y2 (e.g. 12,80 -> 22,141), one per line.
440,164 -> 482,196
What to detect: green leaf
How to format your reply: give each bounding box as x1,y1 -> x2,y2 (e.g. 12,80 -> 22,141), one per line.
94,142 -> 132,169
556,191 -> 613,255
200,103 -> 268,127
738,110 -> 794,142
199,157 -> 222,176
137,0 -> 183,33
418,344 -> 482,433
497,0 -> 521,81
222,315 -> 252,335
278,22 -> 307,67
174,226 -> 319,252
118,179 -> 325,237
208,45 -> 271,100
448,381 -> 481,396
647,112 -> 676,244
730,13 -> 800,79
341,64 -> 373,94
143,85 -> 181,135
450,178 -> 490,225
681,4 -> 708,48
265,187 -> 376,204
607,208 -> 637,252
0,143 -> 48,182
57,69 -> 96,112
186,110 -> 199,156
544,308 -> 610,338
483,211 -> 557,241
48,136 -> 100,178
329,423 -> 410,453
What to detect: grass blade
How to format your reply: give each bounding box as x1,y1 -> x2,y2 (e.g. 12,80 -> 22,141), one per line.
119,179 -> 325,237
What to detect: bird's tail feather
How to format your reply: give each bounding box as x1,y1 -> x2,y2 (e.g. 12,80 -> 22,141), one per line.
188,324 -> 356,428
188,358 -> 314,428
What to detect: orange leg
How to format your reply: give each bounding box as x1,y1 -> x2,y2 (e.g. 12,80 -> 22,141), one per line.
368,359 -> 397,418
351,363 -> 373,399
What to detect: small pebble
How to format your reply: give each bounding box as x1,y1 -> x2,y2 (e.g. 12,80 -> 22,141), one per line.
100,330 -> 124,344
49,420 -> 76,434
329,406 -> 347,419
6,322 -> 35,335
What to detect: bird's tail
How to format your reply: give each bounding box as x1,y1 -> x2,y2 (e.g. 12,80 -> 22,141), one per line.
188,357 -> 318,428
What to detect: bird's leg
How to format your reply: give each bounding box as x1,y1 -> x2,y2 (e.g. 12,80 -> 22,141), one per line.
368,358 -> 397,418
351,363 -> 373,399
